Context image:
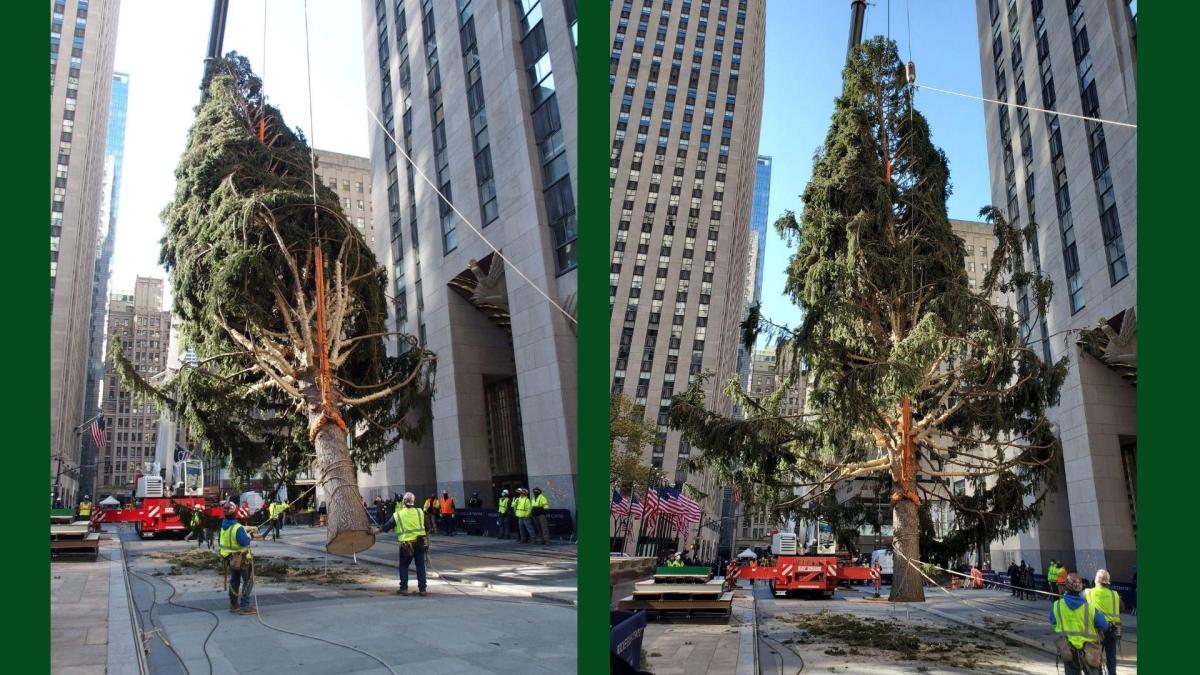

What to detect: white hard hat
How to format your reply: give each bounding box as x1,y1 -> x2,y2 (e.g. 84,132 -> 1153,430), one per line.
501,489 -> 509,495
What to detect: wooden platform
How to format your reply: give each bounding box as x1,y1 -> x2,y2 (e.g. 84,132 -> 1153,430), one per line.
617,591 -> 733,618
51,524 -> 100,562
634,580 -> 725,599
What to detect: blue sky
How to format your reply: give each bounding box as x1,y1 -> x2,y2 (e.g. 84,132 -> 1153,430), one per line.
757,0 -> 992,331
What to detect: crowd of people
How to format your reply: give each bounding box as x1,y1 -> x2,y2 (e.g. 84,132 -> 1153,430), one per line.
366,486 -> 555,544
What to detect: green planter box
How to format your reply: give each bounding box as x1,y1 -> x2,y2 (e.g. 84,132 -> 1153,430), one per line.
654,566 -> 710,576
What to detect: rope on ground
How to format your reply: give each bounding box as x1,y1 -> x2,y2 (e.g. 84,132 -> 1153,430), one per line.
908,555 -> 1063,600
890,548 -> 1048,626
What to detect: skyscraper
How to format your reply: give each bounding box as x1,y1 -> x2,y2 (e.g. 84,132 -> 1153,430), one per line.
51,0 -> 122,506
608,0 -> 766,559
80,71 -> 129,499
97,278 -> 171,494
315,148 -> 375,244
357,0 -> 579,510
974,0 -> 1137,579
735,154 -> 771,406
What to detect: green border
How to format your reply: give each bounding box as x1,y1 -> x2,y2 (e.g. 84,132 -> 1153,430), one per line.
20,0 -> 50,670
576,1 -> 609,674
1140,2 -> 1192,669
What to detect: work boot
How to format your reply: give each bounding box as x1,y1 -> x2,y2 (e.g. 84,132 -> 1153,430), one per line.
397,588 -> 409,596
237,606 -> 257,615
418,590 -> 427,597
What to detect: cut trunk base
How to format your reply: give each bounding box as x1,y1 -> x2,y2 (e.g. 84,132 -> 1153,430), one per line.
311,415 -> 375,556
888,498 -> 926,602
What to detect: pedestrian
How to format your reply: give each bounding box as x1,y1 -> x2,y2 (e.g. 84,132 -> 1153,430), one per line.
1084,569 -> 1122,675
1050,573 -> 1108,675
375,492 -> 429,596
497,489 -> 512,539
219,501 -> 256,615
513,488 -> 536,543
423,494 -> 439,533
531,487 -> 550,545
467,492 -> 483,508
1008,561 -> 1020,596
439,490 -> 457,536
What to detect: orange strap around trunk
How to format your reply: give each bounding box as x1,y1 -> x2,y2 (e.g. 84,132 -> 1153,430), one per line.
309,244 -> 348,442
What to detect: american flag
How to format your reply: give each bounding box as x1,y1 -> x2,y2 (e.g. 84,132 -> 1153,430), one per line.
89,415 -> 105,450
610,491 -> 643,519
662,487 -> 703,526
642,487 -> 663,530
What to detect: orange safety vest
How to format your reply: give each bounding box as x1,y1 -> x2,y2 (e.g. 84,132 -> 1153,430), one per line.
439,497 -> 456,515
1057,568 -> 1068,584
971,568 -> 984,588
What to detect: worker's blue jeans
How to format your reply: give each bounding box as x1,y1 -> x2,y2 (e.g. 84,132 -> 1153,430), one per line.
518,517 -> 537,542
228,560 -> 252,609
439,514 -> 455,536
1102,630 -> 1118,674
398,540 -> 427,592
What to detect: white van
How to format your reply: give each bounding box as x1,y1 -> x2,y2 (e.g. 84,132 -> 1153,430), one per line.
870,549 -> 895,584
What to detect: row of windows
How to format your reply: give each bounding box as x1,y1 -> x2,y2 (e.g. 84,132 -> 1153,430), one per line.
520,0 -> 577,273
459,1 -> 500,227
1068,1 -> 1128,287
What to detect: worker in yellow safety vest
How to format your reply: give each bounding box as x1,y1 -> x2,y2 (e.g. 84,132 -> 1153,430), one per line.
375,492 -> 429,595
219,501 -> 256,614
267,499 -> 288,541
667,553 -> 684,567
497,489 -> 513,540
513,488 -> 535,543
531,487 -> 550,545
1084,569 -> 1122,675
77,496 -> 92,519
1050,573 -> 1109,675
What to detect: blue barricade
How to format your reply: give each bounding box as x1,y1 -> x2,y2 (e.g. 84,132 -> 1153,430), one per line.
1110,581 -> 1136,613
456,508 -> 502,536
611,610 -> 647,672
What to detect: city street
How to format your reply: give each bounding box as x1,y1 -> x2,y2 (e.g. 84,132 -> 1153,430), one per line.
52,525 -> 576,674
637,581 -> 1137,674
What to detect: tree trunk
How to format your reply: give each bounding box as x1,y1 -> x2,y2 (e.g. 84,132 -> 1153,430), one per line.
311,412 -> 375,555
889,498 -> 925,602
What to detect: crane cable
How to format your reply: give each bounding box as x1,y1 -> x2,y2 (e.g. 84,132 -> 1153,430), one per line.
300,0 -> 347,444
363,104 -> 579,327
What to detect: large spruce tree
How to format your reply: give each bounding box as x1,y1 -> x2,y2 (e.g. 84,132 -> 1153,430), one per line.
116,54 -> 434,555
670,38 -> 1066,601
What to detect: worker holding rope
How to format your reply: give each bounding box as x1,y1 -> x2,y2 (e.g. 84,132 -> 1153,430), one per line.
219,500 -> 256,615
374,492 -> 429,596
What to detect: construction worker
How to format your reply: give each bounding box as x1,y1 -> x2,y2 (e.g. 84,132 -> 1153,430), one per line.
267,499 -> 287,541
1057,564 -> 1070,596
185,508 -> 202,544
531,487 -> 550,545
970,565 -> 984,589
1084,569 -> 1122,675
77,495 -> 92,519
423,494 -> 439,534
219,501 -> 256,615
439,490 -> 457,536
667,552 -> 684,567
497,489 -> 512,539
1050,573 -> 1108,675
467,492 -> 483,508
513,488 -> 535,543
375,492 -> 428,596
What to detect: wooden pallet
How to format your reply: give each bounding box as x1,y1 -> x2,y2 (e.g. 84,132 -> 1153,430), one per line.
617,591 -> 733,618
50,529 -> 100,562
